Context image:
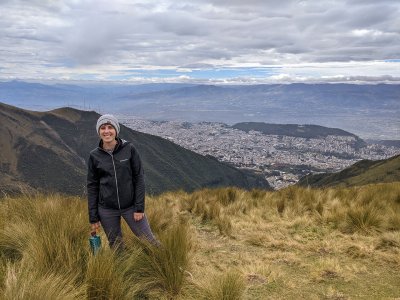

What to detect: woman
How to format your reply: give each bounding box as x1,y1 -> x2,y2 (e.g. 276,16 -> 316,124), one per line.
87,114 -> 158,249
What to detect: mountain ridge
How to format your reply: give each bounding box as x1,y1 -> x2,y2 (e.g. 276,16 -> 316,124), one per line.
231,122 -> 367,149
0,102 -> 270,195
232,122 -> 360,139
297,154 -> 400,188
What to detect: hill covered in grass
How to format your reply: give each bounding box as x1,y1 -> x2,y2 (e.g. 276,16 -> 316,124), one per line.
232,122 -> 363,140
298,154 -> 400,188
1,183 -> 399,299
0,102 -> 269,195
231,122 -> 367,150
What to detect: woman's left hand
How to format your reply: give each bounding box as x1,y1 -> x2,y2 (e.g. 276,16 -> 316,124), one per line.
134,212 -> 144,221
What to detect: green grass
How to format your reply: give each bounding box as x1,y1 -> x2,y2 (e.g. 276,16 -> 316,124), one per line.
1,182 -> 400,299
298,154 -> 400,188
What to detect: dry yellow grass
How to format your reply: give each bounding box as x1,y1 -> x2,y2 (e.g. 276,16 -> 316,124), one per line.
0,182 -> 399,299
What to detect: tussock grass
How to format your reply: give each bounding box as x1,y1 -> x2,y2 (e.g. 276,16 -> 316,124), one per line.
1,182 -> 400,298
311,258 -> 344,282
215,214 -> 233,236
386,209 -> 400,231
217,187 -> 239,206
180,189 -> 234,235
2,262 -> 85,300
344,204 -> 382,233
376,232 -> 400,250
322,286 -> 346,300
124,220 -> 192,298
197,269 -> 246,300
0,194 -> 88,278
245,233 -> 266,247
85,249 -> 126,300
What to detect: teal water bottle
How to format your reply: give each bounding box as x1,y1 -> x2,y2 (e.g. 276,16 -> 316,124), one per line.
89,231 -> 101,255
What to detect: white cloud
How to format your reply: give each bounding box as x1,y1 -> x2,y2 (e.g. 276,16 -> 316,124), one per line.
351,29 -> 383,37
0,0 -> 399,83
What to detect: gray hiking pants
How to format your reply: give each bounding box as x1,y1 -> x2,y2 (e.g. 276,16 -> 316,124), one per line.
98,206 -> 159,248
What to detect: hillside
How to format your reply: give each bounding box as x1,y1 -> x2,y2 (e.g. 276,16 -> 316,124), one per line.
1,184 -> 399,298
231,122 -> 366,149
232,122 -> 358,139
297,154 -> 400,188
0,102 -> 269,195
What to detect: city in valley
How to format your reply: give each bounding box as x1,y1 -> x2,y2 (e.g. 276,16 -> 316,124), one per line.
120,117 -> 400,189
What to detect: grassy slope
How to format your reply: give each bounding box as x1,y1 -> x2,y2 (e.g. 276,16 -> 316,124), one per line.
1,183 -> 399,299
182,184 -> 400,299
298,154 -> 400,188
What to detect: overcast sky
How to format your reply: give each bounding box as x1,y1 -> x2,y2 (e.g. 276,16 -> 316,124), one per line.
0,0 -> 399,84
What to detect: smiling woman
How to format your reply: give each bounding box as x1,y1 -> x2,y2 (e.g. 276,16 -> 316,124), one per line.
87,114 -> 159,250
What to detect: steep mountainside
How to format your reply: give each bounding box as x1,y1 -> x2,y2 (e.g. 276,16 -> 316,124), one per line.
297,154 -> 400,188
0,102 -> 270,195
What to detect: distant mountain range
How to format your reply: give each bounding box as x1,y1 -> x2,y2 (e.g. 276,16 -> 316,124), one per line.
0,102 -> 269,196
0,80 -> 193,110
0,81 -> 399,139
297,154 -> 400,188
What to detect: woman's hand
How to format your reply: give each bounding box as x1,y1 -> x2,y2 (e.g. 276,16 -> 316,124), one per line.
134,212 -> 144,221
91,222 -> 101,233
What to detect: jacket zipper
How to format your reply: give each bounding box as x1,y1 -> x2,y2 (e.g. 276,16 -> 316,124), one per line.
109,152 -> 122,210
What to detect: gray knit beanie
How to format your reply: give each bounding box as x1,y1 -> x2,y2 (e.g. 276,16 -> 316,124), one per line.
96,114 -> 120,136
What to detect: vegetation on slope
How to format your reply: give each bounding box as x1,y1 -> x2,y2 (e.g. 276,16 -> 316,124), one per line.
0,183 -> 399,299
232,122 -> 360,139
298,154 -> 400,188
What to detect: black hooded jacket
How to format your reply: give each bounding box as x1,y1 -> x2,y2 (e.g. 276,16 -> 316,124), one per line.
87,137 -> 145,223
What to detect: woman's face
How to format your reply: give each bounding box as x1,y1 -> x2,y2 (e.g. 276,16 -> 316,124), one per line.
99,123 -> 116,143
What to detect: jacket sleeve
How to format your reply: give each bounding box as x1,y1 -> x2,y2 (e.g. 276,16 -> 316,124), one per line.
87,154 -> 100,223
131,145 -> 145,212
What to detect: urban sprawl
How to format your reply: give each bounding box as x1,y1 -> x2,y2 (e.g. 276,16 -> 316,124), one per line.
120,118 -> 400,189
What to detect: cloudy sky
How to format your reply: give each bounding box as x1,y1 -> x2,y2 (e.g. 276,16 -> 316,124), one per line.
1,0 -> 399,84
